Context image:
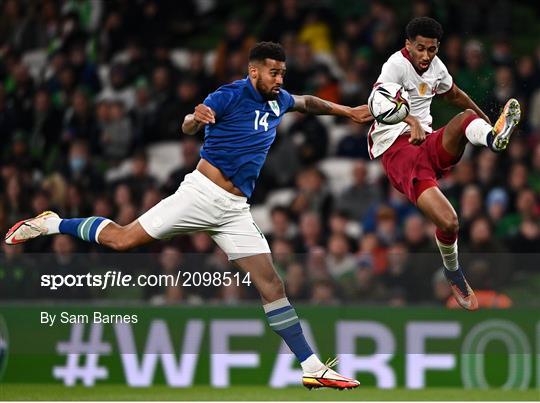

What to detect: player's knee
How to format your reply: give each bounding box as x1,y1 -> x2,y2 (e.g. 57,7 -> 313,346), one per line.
462,109 -> 476,119
111,239 -> 132,251
263,276 -> 285,301
108,231 -> 136,251
441,214 -> 459,234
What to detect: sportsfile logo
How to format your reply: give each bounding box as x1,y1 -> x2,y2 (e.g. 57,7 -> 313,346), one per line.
41,270 -> 251,290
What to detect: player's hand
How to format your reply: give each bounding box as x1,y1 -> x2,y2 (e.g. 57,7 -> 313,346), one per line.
349,105 -> 374,124
408,123 -> 426,145
193,104 -> 215,125
404,115 -> 425,145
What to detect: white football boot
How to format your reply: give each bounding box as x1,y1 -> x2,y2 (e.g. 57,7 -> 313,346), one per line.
302,358 -> 360,390
5,211 -> 59,244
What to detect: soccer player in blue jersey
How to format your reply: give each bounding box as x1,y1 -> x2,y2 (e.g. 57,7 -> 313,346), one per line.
6,42 -> 372,389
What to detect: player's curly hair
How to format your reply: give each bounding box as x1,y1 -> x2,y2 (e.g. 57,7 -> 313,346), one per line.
406,17 -> 443,41
249,42 -> 286,62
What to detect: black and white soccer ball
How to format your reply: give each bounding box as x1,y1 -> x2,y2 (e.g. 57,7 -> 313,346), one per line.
368,82 -> 410,124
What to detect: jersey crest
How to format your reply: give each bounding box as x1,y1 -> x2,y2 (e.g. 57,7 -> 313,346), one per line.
268,100 -> 280,116
418,82 -> 429,96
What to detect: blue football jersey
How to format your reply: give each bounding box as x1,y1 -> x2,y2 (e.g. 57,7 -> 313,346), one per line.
201,77 -> 295,197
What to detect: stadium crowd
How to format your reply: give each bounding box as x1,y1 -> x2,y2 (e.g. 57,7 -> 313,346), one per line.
1,0 -> 539,307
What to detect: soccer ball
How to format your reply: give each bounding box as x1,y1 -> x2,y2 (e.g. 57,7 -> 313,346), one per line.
368,82 -> 410,124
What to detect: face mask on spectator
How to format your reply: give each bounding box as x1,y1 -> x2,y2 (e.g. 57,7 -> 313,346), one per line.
70,157 -> 86,172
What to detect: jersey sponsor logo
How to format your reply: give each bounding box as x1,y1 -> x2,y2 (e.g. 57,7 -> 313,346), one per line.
268,100 -> 280,116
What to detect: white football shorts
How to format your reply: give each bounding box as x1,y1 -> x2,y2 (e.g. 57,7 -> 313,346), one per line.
138,169 -> 270,260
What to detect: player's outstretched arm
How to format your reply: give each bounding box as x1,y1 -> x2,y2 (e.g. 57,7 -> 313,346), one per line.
291,95 -> 373,124
182,104 -> 216,135
443,84 -> 491,124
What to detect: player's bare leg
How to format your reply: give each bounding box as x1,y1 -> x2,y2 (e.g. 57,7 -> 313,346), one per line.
233,253 -> 360,389
96,220 -> 155,250
416,187 -> 478,310
441,109 -> 478,158
5,211 -> 154,251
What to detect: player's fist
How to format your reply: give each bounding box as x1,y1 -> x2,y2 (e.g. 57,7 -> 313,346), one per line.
193,104 -> 215,125
408,124 -> 426,145
349,105 -> 374,124
404,115 -> 425,145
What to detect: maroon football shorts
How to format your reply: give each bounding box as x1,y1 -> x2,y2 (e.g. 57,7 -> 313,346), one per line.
381,126 -> 460,204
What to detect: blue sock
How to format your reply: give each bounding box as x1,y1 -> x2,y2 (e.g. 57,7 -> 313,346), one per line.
59,217 -> 110,243
264,298 -> 313,362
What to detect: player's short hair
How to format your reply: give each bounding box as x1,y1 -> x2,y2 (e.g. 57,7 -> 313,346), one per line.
406,17 -> 443,41
249,42 -> 286,63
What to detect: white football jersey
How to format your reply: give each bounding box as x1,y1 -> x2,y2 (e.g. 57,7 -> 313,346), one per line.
368,48 -> 453,158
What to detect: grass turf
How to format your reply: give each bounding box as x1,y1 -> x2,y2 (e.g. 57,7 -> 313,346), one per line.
1,384 -> 538,401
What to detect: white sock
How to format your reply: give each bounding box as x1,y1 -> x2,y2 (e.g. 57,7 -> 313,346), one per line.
435,238 -> 459,271
95,219 -> 112,244
44,217 -> 61,235
465,118 -> 492,146
301,354 -> 324,373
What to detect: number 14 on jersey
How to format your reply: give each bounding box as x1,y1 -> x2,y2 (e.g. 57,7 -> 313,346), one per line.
254,110 -> 269,131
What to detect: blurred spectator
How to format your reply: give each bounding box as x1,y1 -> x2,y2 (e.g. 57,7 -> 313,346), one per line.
432,270 -> 452,307
259,0 -> 304,44
284,42 -> 322,94
374,205 -> 399,246
381,242 -> 410,303
456,40 -> 494,110
340,257 -> 387,302
0,84 -> 16,142
476,149 -> 499,193
29,88 -> 63,162
337,160 -> 381,221
326,233 -> 356,280
62,88 -> 99,152
528,143 -> 540,193
290,168 -> 333,224
164,137 -> 201,194
486,188 -> 510,236
286,112 -> 329,165
508,218 -> 540,256
458,184 -> 483,243
61,140 -> 104,192
158,78 -> 201,141
463,216 -> 511,287
130,78 -> 157,146
310,279 -> 339,305
336,122 -> 371,159
214,17 -> 256,84
441,35 -> 463,76
99,99 -> 133,161
507,162 -> 529,211
98,63 -> 135,111
328,210 -> 357,251
0,243 -> 35,299
356,232 -> 388,275
148,246 -> 184,304
294,212 -> 325,254
485,66 -> 518,121
497,188 -> 538,238
271,238 -> 295,276
284,262 -> 310,301
114,150 -> 157,202
266,206 -> 296,245
298,9 -> 333,54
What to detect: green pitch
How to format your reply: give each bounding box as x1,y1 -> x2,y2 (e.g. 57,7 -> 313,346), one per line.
1,384 -> 538,401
